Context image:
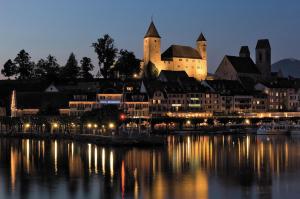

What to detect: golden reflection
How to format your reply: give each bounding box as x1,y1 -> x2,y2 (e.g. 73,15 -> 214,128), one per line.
10,147 -> 18,190
54,140 -> 58,174
102,148 -> 105,174
94,147 -> 98,174
88,144 -> 91,174
121,161 -> 125,199
110,151 -> 114,179
26,139 -> 30,173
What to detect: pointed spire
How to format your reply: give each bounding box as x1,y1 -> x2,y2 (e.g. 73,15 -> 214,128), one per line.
197,33 -> 206,42
144,21 -> 161,38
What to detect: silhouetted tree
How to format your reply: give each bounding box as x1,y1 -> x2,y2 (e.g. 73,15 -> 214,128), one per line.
1,59 -> 17,78
79,57 -> 94,80
34,55 -> 60,81
92,34 -> 118,79
114,50 -> 141,79
60,53 -> 79,81
144,61 -> 158,80
14,50 -> 35,80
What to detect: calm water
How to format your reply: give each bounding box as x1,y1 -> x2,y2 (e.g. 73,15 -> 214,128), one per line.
1,135 -> 300,199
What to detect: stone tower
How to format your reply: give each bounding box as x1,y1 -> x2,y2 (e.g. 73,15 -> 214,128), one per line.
143,21 -> 162,72
256,39 -> 271,77
239,46 -> 250,58
196,33 -> 207,60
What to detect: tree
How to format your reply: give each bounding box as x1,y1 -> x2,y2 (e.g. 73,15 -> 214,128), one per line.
34,55 -> 60,81
14,50 -> 35,80
1,59 -> 17,78
114,50 -> 141,79
144,61 -> 158,80
60,53 -> 79,81
92,34 -> 118,79
79,57 -> 94,80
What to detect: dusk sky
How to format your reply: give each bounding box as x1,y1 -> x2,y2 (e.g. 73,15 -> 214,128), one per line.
0,0 -> 299,77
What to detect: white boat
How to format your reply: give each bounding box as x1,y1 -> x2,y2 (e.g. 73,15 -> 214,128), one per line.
257,121 -> 300,135
257,122 -> 289,135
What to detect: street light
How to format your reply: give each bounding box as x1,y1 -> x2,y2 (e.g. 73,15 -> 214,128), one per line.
25,123 -> 30,129
53,123 -> 59,128
94,124 -> 98,128
87,123 -> 92,129
109,123 -> 115,129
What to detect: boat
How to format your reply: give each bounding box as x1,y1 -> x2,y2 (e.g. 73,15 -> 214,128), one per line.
257,121 -> 300,135
257,122 -> 289,135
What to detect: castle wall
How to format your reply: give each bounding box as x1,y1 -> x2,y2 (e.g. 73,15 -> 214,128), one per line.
162,58 -> 207,80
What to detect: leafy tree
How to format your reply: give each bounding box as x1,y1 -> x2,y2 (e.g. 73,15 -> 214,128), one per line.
60,53 -> 79,81
34,55 -> 60,81
144,61 -> 158,80
14,50 -> 35,80
114,50 -> 141,79
79,57 -> 94,80
92,34 -> 118,79
1,59 -> 17,78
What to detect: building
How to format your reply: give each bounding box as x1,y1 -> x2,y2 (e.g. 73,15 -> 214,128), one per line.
142,21 -> 207,80
122,93 -> 149,119
69,93 -> 99,116
215,40 -> 271,81
255,78 -> 300,111
11,90 -> 71,117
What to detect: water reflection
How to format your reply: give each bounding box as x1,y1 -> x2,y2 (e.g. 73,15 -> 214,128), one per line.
1,135 -> 300,198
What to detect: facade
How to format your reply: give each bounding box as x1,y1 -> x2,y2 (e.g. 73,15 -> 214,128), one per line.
122,93 -> 149,119
255,79 -> 300,111
69,93 -> 99,116
142,22 -> 207,80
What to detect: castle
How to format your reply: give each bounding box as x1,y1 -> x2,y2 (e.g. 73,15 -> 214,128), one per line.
141,21 -> 208,80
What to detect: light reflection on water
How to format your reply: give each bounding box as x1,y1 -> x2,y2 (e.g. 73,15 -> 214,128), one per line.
1,135 -> 300,199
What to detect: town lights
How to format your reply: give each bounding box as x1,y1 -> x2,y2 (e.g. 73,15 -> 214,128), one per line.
25,123 -> 30,128
87,123 -> 92,129
133,73 -> 138,78
53,123 -> 59,128
109,123 -> 115,129
120,114 -> 126,121
186,120 -> 191,125
245,119 -> 251,125
94,124 -> 98,128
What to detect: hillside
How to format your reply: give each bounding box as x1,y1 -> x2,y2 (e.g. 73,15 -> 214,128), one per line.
272,58 -> 300,77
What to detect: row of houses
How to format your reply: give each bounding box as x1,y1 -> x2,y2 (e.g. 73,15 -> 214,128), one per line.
2,70 -> 300,119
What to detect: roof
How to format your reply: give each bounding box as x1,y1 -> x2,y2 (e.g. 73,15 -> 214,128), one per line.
161,45 -> 201,60
15,92 -> 72,109
205,80 -> 248,95
259,78 -> 297,89
256,39 -> 271,49
144,22 -> 160,38
158,70 -> 190,82
226,56 -> 261,74
197,33 -> 206,41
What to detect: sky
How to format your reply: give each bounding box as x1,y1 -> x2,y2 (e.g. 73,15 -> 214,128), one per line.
0,0 -> 299,77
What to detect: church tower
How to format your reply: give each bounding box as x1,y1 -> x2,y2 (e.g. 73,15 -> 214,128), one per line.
143,21 -> 163,73
196,33 -> 207,60
256,39 -> 271,77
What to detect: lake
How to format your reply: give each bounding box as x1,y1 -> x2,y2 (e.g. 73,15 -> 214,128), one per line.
1,135 -> 300,199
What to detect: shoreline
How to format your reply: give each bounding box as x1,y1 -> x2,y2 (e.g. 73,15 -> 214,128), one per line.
0,132 -> 167,148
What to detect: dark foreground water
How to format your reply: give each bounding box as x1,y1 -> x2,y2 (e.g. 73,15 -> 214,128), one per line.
1,135 -> 300,199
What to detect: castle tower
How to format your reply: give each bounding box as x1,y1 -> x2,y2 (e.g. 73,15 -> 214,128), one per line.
143,21 -> 163,73
239,46 -> 250,58
196,33 -> 207,60
256,39 -> 271,77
